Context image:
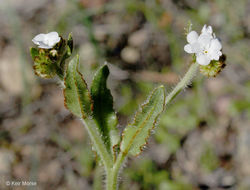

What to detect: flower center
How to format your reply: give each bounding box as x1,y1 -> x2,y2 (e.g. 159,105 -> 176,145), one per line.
204,50 -> 208,54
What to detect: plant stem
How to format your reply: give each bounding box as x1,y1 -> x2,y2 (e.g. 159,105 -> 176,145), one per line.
93,164 -> 103,190
165,62 -> 199,105
106,152 -> 126,190
105,62 -> 199,190
82,119 -> 113,170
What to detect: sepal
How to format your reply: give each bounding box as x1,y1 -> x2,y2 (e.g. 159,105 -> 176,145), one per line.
199,54 -> 226,77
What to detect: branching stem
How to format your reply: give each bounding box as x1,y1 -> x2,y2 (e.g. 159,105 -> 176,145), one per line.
106,152 -> 126,190
105,62 -> 199,190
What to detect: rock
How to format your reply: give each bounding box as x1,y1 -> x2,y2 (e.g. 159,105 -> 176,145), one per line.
66,120 -> 85,142
13,164 -> 28,179
94,25 -> 108,42
205,77 -> 225,95
0,149 -> 15,174
237,123 -> 250,176
38,160 -> 63,184
0,45 -> 35,95
220,175 -> 236,188
149,144 -> 170,164
128,29 -> 148,47
79,43 -> 96,65
121,46 -> 140,64
0,46 -> 23,95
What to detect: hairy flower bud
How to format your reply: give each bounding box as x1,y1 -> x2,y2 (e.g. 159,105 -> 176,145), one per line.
199,54 -> 226,77
30,33 -> 74,79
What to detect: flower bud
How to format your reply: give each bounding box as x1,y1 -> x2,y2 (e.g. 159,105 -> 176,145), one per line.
50,49 -> 58,57
33,62 -> 56,78
30,33 -> 74,79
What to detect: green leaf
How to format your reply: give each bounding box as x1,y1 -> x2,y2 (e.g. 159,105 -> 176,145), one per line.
67,33 -> 73,55
30,47 -> 39,59
120,86 -> 165,156
64,55 -> 92,118
91,64 -> 119,153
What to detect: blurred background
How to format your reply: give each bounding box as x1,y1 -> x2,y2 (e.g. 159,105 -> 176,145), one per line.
0,0 -> 250,189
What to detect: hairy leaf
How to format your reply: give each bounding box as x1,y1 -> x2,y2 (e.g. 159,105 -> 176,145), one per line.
64,55 -> 92,118
67,33 -> 73,55
91,64 -> 119,153
30,47 -> 39,59
120,86 -> 165,156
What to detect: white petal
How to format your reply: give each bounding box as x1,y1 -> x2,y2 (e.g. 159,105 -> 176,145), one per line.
191,42 -> 202,53
48,37 -> 61,47
38,45 -> 52,49
207,39 -> 222,60
213,54 -> 220,60
201,24 -> 213,34
32,32 -> 60,49
207,26 -> 212,34
208,50 -> 222,60
38,41 -> 52,49
196,54 -> 211,65
218,51 -> 222,57
210,38 -> 222,51
32,33 -> 45,45
201,25 -> 207,33
184,44 -> 193,53
47,31 -> 59,38
198,33 -> 212,48
187,31 -> 198,44
45,32 -> 60,47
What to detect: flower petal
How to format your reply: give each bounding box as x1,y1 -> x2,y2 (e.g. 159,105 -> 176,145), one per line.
208,50 -> 222,60
196,54 -> 211,65
201,25 -> 207,33
47,32 -> 59,40
47,31 -> 59,38
46,32 -> 60,47
32,33 -> 45,45
210,38 -> 222,51
191,42 -> 202,53
184,44 -> 193,53
32,32 -> 61,49
38,41 -> 52,49
201,25 -> 213,34
38,45 -> 51,49
187,31 -> 198,44
198,33 -> 212,48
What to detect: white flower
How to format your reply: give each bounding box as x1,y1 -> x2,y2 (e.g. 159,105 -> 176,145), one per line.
32,32 -> 60,49
184,25 -> 222,66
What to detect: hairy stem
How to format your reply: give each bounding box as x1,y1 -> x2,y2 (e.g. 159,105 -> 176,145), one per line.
165,62 -> 199,105
82,119 -> 113,170
105,62 -> 199,190
106,152 -> 126,190
93,164 -> 103,190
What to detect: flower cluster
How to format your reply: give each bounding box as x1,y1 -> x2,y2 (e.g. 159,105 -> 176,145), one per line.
184,25 -> 222,66
30,32 -> 73,79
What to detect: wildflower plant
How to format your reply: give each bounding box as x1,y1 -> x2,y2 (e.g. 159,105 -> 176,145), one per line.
30,25 -> 226,190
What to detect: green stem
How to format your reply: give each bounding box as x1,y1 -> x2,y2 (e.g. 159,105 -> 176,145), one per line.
165,62 -> 199,105
105,62 -> 199,190
93,164 -> 103,190
106,152 -> 126,190
82,119 -> 113,170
